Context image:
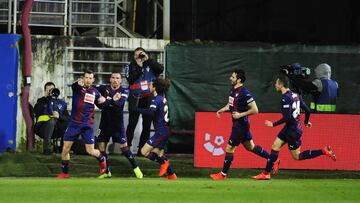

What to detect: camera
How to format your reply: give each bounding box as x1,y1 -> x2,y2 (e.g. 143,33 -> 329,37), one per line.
139,53 -> 146,59
280,63 -> 311,79
49,88 -> 60,98
280,63 -> 312,95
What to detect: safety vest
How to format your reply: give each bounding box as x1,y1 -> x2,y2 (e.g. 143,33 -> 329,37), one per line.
310,79 -> 337,112
36,115 -> 51,123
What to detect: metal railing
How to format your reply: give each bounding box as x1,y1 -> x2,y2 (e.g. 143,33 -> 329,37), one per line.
0,0 -> 12,33
63,46 -> 165,103
1,0 -> 133,37
14,0 -> 67,34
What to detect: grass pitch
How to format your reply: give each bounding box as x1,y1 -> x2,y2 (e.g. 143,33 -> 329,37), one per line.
0,152 -> 359,203
0,178 -> 359,203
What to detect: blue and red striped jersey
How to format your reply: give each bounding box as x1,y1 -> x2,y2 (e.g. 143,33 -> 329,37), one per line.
96,84 -> 129,131
69,82 -> 101,124
150,94 -> 169,130
227,86 -> 254,126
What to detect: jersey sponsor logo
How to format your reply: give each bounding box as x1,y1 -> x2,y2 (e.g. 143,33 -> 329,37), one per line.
150,104 -> 157,109
84,92 -> 95,104
228,96 -> 234,106
203,132 -> 225,156
283,104 -> 290,108
140,80 -> 149,90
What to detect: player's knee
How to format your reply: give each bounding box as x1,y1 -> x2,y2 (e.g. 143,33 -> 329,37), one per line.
141,148 -> 149,157
271,144 -> 280,151
245,145 -> 255,152
61,145 -> 71,154
120,146 -> 129,153
225,145 -> 235,153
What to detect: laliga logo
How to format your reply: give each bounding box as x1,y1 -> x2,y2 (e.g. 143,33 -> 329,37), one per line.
203,133 -> 225,156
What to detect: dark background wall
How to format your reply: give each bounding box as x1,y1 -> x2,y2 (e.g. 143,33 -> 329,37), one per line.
166,44 -> 360,131
169,0 -> 360,44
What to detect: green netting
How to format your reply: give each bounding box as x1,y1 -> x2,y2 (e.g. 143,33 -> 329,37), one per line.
166,43 -> 360,130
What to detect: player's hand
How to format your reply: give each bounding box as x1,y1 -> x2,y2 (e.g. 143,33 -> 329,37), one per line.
98,96 -> 106,104
216,111 -> 221,118
232,112 -> 243,119
52,111 -> 59,119
139,51 -> 149,61
113,92 -> 121,101
282,69 -> 289,75
265,120 -> 273,127
77,78 -> 84,86
305,122 -> 312,128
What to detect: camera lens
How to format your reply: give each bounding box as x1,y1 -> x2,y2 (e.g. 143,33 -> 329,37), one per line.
50,88 -> 60,98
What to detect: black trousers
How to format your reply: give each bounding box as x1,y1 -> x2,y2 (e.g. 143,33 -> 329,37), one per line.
35,118 -> 67,153
126,95 -> 153,154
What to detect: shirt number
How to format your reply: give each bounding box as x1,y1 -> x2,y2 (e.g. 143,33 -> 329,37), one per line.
292,100 -> 300,119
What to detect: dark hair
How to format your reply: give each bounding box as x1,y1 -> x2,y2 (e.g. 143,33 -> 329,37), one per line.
277,73 -> 290,88
234,69 -> 246,83
44,82 -> 55,90
111,71 -> 122,76
83,69 -> 94,76
134,47 -> 146,54
153,78 -> 170,95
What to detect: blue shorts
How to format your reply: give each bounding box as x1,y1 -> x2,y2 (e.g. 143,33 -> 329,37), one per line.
277,127 -> 302,150
228,125 -> 253,147
63,122 -> 95,144
97,129 -> 127,144
146,129 -> 169,149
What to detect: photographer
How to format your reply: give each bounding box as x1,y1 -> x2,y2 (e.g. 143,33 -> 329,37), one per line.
281,63 -> 338,113
34,82 -> 69,155
125,47 -> 164,155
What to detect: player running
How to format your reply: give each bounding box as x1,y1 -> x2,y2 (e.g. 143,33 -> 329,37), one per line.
210,69 -> 273,180
252,74 -> 336,180
138,78 -> 177,180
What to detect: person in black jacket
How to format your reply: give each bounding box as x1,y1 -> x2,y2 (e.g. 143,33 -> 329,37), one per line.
34,82 -> 69,155
125,47 -> 164,155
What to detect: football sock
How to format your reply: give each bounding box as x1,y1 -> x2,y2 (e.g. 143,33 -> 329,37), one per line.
167,164 -> 175,176
252,145 -> 270,159
146,152 -> 165,164
265,150 -> 279,173
121,146 -> 138,169
97,154 -> 105,162
299,150 -> 323,160
101,152 -> 110,173
61,160 -> 69,174
221,153 -> 234,175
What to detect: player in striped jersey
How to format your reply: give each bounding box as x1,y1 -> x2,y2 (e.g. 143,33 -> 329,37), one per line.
56,69 -> 110,178
252,74 -> 336,180
137,78 -> 177,180
96,72 -> 143,179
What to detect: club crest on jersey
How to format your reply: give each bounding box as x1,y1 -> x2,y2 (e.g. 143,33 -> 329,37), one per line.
84,92 -> 95,104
